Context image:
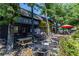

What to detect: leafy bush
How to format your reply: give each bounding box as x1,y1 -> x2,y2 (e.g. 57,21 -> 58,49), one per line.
59,31 -> 79,56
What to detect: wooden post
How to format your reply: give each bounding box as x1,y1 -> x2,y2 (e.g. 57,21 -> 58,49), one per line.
31,5 -> 35,43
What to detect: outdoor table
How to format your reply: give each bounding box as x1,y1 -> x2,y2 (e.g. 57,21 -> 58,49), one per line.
17,37 -> 32,48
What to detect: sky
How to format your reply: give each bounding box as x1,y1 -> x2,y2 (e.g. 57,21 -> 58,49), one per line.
19,3 -> 41,15
19,3 -> 51,19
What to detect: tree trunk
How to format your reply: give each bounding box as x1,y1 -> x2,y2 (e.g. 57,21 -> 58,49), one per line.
55,21 -> 58,33
6,23 -> 14,53
45,5 -> 51,41
53,17 -> 58,34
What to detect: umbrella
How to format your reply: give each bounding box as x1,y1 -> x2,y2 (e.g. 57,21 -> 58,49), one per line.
60,25 -> 74,29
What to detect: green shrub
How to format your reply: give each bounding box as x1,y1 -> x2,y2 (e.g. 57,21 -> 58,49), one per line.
59,31 -> 79,56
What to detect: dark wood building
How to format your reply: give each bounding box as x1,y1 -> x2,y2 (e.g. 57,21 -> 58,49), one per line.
14,9 -> 41,39
0,8 -> 43,52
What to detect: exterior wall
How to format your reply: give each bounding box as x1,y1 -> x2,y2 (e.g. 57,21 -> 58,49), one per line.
0,16 -> 40,40
14,23 -> 31,39
0,25 -> 8,40
0,25 -> 8,46
15,16 -> 39,25
13,16 -> 40,39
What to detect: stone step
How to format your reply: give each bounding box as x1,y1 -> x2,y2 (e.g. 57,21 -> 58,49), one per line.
50,42 -> 58,45
0,42 -> 6,44
51,40 -> 58,42
49,45 -> 58,48
0,49 -> 6,54
51,38 -> 58,40
52,50 -> 58,53
0,43 -> 6,45
0,45 -> 5,49
52,52 -> 58,56
0,39 -> 6,41
52,48 -> 59,51
0,40 -> 6,44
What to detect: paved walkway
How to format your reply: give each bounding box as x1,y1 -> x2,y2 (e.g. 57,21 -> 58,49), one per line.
48,34 -> 64,56
3,34 -> 63,56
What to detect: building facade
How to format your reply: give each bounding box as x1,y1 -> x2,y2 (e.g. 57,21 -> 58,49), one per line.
0,8 -> 43,51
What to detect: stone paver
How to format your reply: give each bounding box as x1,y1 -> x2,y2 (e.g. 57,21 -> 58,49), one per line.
49,34 -> 62,56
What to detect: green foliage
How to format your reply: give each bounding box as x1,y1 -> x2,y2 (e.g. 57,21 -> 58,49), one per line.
0,4 -> 20,25
68,20 -> 79,26
41,3 -> 79,25
59,30 -> 79,56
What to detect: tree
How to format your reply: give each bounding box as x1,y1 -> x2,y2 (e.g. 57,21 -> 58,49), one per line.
41,3 -> 79,33
41,4 -> 62,34
40,3 -> 53,42
0,4 -> 20,53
